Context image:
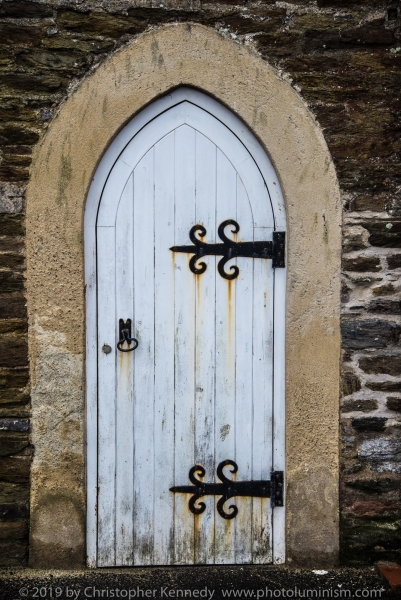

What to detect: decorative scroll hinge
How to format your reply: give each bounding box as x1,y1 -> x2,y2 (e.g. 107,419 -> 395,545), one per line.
170,460 -> 284,520
170,220 -> 286,280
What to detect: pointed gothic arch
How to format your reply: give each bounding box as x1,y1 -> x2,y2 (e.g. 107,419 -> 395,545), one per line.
26,24 -> 341,568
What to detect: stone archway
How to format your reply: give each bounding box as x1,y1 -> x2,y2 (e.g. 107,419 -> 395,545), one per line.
26,23 -> 341,568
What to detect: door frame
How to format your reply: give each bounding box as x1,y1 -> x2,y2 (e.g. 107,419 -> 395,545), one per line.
26,23 -> 341,568
85,88 -> 286,566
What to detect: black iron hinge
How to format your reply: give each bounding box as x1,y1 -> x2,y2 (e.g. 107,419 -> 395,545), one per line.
170,460 -> 284,519
170,220 -> 286,280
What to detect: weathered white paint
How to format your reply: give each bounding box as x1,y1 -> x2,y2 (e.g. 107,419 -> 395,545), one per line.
86,88 -> 286,566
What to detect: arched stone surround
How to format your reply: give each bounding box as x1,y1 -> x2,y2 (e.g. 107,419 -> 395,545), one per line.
26,23 -> 341,568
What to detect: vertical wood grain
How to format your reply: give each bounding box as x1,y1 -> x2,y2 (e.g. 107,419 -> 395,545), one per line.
133,149 -> 155,565
173,125 -> 196,564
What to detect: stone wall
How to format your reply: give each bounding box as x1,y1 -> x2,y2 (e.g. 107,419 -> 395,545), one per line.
0,0 -> 400,566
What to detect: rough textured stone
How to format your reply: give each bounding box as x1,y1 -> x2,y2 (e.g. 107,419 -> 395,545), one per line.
342,399 -> 378,413
0,214 -> 24,237
345,500 -> 400,518
341,319 -> 400,349
0,481 -> 29,503
352,417 -> 387,432
343,226 -> 369,252
0,520 -> 28,540
387,397 -> 401,412
346,475 -> 401,493
341,371 -> 361,396
0,293 -> 26,319
365,221 -> 401,248
342,256 -> 381,272
0,502 -> 28,520
0,183 -> 24,214
388,254 -> 401,270
358,437 -> 401,473
368,299 -> 401,314
0,419 -> 29,432
0,1 -> 53,17
372,283 -> 396,295
0,432 -> 29,457
366,380 -> 401,393
0,336 -> 27,368
359,355 -> 401,376
0,453 -> 31,484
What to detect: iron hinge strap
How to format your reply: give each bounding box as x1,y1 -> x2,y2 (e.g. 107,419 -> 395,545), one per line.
170,461 -> 284,519
170,220 -> 286,280
272,231 -> 285,269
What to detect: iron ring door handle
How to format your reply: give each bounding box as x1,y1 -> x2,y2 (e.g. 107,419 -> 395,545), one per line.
117,318 -> 139,353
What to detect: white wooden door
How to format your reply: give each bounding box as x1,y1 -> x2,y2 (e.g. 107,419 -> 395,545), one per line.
89,90 -> 285,567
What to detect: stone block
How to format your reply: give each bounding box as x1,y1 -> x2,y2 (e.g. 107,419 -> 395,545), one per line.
386,197 -> 401,218
352,193 -> 388,212
0,419 -> 29,432
0,292 -> 27,319
341,319 -> 400,349
0,183 -> 24,214
0,453 -> 31,484
0,519 -> 28,540
368,299 -> 401,314
0,24 -> 44,46
388,254 -> 401,270
0,1 -> 53,17
346,475 -> 401,493
366,380 -> 401,392
387,397 -> 401,412
0,100 -> 36,122
0,432 -> 29,457
0,368 -> 28,390
0,73 -> 66,95
0,214 -> 24,236
358,437 -> 401,473
0,481 -> 29,504
0,321 -> 27,335
0,539 -> 27,566
42,34 -> 115,54
372,284 -> 396,295
0,403 -> 30,418
346,500 -> 400,518
343,225 -> 369,252
365,221 -> 401,248
352,417 -> 387,432
0,335 -> 28,368
341,371 -> 361,396
359,355 -> 401,376
342,399 -> 378,413
0,502 -> 28,520
57,9 -> 147,38
342,256 -> 381,272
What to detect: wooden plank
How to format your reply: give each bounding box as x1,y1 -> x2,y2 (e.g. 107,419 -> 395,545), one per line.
233,176 -> 254,564
252,225 -> 274,564
273,264 -> 286,564
214,149 -> 237,564
132,149 -> 155,565
96,225 -> 117,566
193,131 -> 216,564
173,125 -> 196,564
153,132 -> 176,565
84,222 -> 98,568
115,175 -> 135,565
185,104 -> 274,229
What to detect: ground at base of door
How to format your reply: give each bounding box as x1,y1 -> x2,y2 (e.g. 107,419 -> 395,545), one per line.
0,565 -> 400,600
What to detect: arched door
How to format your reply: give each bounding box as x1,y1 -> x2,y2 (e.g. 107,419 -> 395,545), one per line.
88,89 -> 286,566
